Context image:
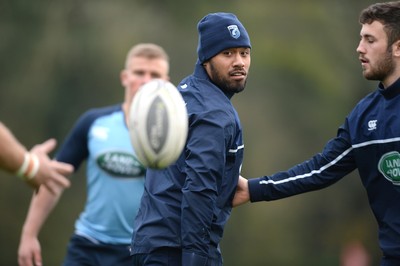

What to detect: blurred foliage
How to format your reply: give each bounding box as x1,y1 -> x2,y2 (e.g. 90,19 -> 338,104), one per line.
0,0 -> 382,265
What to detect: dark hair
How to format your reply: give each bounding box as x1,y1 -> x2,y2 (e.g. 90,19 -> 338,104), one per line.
359,1 -> 400,46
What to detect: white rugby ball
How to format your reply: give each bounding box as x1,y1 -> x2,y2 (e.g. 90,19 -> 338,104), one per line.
128,79 -> 188,169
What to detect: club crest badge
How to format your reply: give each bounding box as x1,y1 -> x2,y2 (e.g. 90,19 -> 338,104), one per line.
227,25 -> 240,39
378,151 -> 400,185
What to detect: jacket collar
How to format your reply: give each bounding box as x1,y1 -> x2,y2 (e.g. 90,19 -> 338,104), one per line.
193,61 -> 235,99
379,77 -> 400,99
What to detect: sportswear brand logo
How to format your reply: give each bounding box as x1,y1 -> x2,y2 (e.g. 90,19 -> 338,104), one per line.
92,126 -> 109,140
378,151 -> 400,185
368,120 -> 377,131
227,25 -> 240,39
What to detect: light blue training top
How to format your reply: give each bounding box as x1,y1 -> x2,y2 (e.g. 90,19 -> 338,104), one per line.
56,104 -> 145,244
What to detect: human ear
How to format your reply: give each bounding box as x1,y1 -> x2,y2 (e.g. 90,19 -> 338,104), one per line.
120,70 -> 128,87
392,40 -> 400,57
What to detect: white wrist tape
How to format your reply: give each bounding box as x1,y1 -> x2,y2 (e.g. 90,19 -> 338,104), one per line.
15,152 -> 40,180
26,153 -> 40,179
15,152 -> 30,178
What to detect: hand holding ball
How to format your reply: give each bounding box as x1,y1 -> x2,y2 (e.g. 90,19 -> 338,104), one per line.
128,79 -> 188,169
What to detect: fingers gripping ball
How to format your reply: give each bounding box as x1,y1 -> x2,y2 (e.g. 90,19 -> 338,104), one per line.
128,79 -> 188,169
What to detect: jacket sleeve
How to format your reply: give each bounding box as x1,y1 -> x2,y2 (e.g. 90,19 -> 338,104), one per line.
249,124 -> 357,202
181,110 -> 229,265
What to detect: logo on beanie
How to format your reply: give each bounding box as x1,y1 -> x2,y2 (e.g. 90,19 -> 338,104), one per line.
227,25 -> 240,39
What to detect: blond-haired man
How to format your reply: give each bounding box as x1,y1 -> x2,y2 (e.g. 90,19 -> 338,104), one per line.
18,43 -> 170,266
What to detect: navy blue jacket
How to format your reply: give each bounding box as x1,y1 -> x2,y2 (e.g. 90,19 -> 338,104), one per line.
131,63 -> 244,265
249,79 -> 400,264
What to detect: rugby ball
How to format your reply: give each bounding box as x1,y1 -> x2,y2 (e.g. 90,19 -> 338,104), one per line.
128,79 -> 188,169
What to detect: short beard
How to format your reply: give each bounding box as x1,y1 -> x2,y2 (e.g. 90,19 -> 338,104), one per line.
207,62 -> 247,94
364,47 -> 394,81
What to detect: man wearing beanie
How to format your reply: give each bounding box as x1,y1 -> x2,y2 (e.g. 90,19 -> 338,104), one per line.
131,12 -> 251,266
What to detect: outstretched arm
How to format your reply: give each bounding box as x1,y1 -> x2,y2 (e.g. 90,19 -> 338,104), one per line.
0,122 -> 72,193
0,122 -> 28,173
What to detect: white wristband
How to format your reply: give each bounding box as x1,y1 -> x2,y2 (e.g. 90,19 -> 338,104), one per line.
15,152 -> 40,181
15,152 -> 31,178
26,153 -> 40,180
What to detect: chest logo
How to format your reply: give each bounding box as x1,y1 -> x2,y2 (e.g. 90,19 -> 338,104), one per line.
92,126 -> 109,140
368,120 -> 377,131
97,151 -> 146,178
378,151 -> 400,185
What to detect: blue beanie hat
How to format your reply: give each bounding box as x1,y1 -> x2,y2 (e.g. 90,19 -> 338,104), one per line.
197,12 -> 251,63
